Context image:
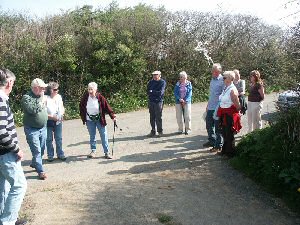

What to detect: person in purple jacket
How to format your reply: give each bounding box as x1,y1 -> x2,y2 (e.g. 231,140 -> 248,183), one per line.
147,71 -> 166,137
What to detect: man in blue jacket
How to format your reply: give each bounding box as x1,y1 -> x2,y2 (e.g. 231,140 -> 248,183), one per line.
147,71 -> 166,137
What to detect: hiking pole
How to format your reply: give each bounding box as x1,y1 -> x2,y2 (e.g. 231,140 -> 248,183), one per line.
181,102 -> 186,134
112,120 -> 118,156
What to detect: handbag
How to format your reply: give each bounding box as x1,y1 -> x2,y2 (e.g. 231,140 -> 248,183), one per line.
47,120 -> 56,127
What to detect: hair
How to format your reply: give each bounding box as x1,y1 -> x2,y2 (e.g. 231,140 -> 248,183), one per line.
0,68 -> 15,87
233,69 -> 240,79
179,71 -> 188,79
223,71 -> 235,81
250,70 -> 263,84
212,63 -> 222,73
88,82 -> 98,90
46,81 -> 59,95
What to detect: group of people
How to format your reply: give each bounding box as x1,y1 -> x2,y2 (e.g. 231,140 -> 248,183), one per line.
203,63 -> 264,156
0,64 -> 264,225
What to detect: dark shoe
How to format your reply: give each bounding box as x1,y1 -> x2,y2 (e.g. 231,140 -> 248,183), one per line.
29,164 -> 36,169
209,147 -> 220,152
47,157 -> 54,162
203,141 -> 213,147
147,131 -> 156,137
157,132 -> 163,137
87,151 -> 96,158
104,153 -> 112,159
15,219 -> 28,225
58,156 -> 67,161
38,172 -> 47,180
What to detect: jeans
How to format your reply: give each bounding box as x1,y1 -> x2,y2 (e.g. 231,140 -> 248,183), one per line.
206,110 -> 223,148
46,123 -> 65,158
148,102 -> 163,133
86,120 -> 109,153
24,126 -> 47,174
0,152 -> 27,225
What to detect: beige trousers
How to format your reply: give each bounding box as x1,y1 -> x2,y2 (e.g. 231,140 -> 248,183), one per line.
247,101 -> 263,132
175,103 -> 191,132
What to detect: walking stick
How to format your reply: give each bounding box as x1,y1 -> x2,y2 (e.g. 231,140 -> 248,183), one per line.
112,120 -> 118,156
181,102 -> 186,134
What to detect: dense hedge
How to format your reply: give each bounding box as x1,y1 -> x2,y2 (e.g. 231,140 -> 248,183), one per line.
0,4 -> 299,125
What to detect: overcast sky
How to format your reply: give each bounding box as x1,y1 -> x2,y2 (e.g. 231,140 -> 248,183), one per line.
1,0 -> 299,27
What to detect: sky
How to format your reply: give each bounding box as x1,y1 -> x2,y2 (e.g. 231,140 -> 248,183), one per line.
0,0 -> 299,28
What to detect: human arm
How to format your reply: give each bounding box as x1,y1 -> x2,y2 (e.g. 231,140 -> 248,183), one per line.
240,80 -> 246,95
230,89 -> 241,110
258,84 -> 265,101
0,100 -> 19,154
21,94 -> 45,115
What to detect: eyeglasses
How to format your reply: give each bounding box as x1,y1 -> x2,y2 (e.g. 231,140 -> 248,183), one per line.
53,89 -> 58,91
223,77 -> 228,80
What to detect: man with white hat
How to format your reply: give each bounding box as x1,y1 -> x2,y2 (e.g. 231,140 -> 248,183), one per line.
147,70 -> 166,137
21,78 -> 48,180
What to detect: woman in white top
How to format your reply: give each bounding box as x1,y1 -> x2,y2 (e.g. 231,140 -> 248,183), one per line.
46,82 -> 66,162
216,71 -> 241,157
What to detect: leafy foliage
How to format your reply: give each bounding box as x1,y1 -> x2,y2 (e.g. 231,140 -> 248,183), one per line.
0,4 -> 299,123
230,106 -> 300,214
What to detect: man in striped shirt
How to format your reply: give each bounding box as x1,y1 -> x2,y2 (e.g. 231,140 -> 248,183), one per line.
0,69 -> 27,225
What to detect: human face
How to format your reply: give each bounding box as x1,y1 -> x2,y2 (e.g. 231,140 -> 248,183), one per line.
223,76 -> 232,86
212,69 -> 220,78
6,78 -> 15,95
50,88 -> 59,97
234,73 -> 240,82
179,75 -> 186,83
88,87 -> 97,97
152,74 -> 161,81
250,75 -> 256,84
32,86 -> 46,96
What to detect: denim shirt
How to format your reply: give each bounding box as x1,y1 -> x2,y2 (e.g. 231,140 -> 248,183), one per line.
207,74 -> 224,110
174,81 -> 192,104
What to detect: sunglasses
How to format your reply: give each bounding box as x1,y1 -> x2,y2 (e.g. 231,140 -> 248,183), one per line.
223,77 -> 228,80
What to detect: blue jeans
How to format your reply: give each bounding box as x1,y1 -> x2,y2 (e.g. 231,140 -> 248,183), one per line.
46,123 -> 65,158
86,120 -> 109,153
24,126 -> 47,174
0,152 -> 27,224
206,110 -> 223,148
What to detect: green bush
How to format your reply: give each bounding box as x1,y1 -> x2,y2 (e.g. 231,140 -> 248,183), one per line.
230,106 -> 300,214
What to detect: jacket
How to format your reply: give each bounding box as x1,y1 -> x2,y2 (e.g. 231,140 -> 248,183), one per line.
174,81 -> 192,104
79,92 -> 115,126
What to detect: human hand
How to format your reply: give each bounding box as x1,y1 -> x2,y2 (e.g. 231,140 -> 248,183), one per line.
16,150 -> 24,162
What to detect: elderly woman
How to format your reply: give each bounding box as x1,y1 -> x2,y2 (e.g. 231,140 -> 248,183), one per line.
233,69 -> 247,115
248,70 -> 265,132
46,82 -> 66,162
79,82 -> 116,159
216,71 -> 241,156
174,71 -> 192,134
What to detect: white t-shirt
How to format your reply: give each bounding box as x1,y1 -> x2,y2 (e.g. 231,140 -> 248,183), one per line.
46,94 -> 64,124
219,84 -> 237,108
86,96 -> 100,121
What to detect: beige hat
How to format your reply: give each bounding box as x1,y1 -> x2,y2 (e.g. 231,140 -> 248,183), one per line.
31,78 -> 47,88
152,70 -> 161,75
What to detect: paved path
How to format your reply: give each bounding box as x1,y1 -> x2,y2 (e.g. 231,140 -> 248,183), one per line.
18,93 -> 299,225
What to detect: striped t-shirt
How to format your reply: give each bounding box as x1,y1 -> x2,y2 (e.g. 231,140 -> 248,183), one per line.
0,90 -> 19,155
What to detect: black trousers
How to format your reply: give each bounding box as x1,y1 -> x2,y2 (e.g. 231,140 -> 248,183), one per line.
221,114 -> 235,156
148,102 -> 163,133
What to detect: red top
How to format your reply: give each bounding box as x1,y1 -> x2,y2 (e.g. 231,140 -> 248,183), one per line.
217,105 -> 242,133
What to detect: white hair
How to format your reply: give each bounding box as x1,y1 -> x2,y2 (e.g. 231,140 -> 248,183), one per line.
88,82 -> 98,90
179,71 -> 188,79
223,71 -> 235,81
212,63 -> 222,73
